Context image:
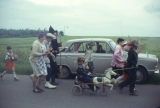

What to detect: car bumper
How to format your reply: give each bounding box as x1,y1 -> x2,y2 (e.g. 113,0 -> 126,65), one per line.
154,69 -> 159,73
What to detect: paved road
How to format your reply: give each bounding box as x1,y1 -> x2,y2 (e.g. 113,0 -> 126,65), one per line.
0,74 -> 160,108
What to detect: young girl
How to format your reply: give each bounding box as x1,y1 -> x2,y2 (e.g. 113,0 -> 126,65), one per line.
1,46 -> 19,81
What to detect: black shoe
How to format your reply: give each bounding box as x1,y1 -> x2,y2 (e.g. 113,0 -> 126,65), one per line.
0,75 -> 4,80
37,87 -> 44,92
33,90 -> 41,93
52,82 -> 59,85
130,92 -> 138,96
96,86 -> 100,92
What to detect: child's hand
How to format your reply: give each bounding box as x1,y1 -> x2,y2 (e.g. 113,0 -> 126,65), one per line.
87,72 -> 91,75
82,64 -> 86,68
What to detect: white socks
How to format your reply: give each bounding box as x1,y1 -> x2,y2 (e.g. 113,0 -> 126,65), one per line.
1,71 -> 6,76
13,72 -> 17,77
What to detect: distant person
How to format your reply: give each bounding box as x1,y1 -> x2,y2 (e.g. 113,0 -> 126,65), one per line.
29,32 -> 48,93
0,46 -> 19,81
110,38 -> 125,76
96,45 -> 106,53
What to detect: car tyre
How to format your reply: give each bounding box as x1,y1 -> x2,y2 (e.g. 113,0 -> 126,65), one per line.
136,67 -> 147,84
59,66 -> 71,79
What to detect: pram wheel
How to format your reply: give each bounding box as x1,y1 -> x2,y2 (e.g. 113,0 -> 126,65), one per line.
72,85 -> 82,96
100,87 -> 107,96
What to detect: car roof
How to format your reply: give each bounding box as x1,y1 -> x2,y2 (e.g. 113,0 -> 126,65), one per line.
64,38 -> 114,47
66,38 -> 113,42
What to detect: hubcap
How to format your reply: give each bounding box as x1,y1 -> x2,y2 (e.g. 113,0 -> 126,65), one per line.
136,70 -> 143,81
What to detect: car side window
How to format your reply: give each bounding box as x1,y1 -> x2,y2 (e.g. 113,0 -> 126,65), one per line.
94,42 -> 113,54
95,42 -> 106,53
67,43 -> 74,52
67,42 -> 83,53
77,43 -> 85,53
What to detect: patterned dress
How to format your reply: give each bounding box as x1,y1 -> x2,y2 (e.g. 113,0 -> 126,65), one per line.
30,44 -> 47,77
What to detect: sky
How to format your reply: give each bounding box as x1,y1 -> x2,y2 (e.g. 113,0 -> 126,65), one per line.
0,0 -> 160,37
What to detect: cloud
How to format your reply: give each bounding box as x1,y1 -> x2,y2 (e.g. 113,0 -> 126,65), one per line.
0,0 -> 160,36
144,0 -> 160,14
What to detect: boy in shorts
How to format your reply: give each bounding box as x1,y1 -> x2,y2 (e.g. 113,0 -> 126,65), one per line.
1,46 -> 19,81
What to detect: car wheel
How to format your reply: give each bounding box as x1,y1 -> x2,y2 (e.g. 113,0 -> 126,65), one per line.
136,67 -> 147,84
59,66 -> 71,79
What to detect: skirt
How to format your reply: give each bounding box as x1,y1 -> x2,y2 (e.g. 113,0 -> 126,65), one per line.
30,61 -> 47,77
6,61 -> 14,69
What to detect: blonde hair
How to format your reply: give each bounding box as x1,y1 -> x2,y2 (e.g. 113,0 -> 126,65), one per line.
77,57 -> 85,63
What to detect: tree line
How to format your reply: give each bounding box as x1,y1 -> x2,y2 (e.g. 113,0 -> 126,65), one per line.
0,28 -> 64,38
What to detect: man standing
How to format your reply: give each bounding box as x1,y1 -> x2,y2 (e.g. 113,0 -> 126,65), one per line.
49,26 -> 60,85
43,33 -> 56,89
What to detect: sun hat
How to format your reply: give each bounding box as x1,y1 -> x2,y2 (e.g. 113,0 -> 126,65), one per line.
46,33 -> 56,39
131,40 -> 139,48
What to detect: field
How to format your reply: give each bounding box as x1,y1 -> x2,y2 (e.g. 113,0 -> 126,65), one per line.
0,36 -> 160,84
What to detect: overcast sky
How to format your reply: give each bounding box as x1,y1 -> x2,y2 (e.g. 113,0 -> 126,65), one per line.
0,0 -> 160,36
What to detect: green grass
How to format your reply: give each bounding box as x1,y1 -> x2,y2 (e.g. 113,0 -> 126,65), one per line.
0,36 -> 160,84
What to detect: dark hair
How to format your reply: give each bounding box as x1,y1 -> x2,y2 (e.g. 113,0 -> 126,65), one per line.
7,46 -> 12,50
117,38 -> 124,43
98,45 -> 102,48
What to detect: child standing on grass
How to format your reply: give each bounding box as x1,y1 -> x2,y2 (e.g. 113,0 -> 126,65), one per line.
0,46 -> 19,81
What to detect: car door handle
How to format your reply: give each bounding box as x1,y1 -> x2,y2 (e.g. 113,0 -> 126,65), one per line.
66,55 -> 71,58
93,56 -> 97,58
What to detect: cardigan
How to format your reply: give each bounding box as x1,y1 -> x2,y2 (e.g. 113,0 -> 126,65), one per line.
111,44 -> 124,68
29,40 -> 43,62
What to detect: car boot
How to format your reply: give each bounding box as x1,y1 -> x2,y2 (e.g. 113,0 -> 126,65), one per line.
45,81 -> 56,89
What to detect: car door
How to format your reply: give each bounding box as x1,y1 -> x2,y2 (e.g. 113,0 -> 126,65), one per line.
93,42 -> 113,73
65,42 -> 85,73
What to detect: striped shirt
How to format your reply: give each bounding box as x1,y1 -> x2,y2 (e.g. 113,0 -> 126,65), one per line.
5,52 -> 13,61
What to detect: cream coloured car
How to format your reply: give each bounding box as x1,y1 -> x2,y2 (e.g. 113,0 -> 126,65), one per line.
56,38 -> 159,83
